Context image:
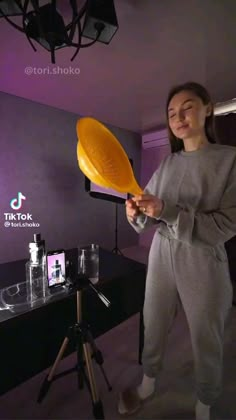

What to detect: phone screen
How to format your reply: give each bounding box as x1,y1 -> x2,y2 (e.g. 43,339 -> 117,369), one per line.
47,250 -> 66,288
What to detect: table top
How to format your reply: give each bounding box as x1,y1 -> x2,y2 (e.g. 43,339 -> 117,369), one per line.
0,247 -> 146,325
0,247 -> 147,396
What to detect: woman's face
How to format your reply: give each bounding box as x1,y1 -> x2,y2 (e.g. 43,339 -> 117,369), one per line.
167,90 -> 212,140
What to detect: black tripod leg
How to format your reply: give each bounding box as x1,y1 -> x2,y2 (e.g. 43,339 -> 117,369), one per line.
139,310 -> 144,365
112,203 -> 123,256
37,332 -> 70,403
83,342 -> 104,419
75,323 -> 85,389
86,329 -> 112,391
96,364 -> 112,392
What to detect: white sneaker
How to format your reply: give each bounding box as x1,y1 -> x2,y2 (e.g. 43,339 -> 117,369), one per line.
195,399 -> 210,420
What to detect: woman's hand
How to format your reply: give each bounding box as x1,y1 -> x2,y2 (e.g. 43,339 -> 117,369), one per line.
132,194 -> 164,218
125,198 -> 141,223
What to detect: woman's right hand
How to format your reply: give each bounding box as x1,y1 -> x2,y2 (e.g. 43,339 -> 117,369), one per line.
125,198 -> 140,223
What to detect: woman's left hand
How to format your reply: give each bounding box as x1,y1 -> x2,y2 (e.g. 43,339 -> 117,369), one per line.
132,194 -> 164,218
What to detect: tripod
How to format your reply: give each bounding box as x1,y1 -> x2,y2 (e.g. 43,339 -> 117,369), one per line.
112,202 -> 123,255
37,275 -> 112,419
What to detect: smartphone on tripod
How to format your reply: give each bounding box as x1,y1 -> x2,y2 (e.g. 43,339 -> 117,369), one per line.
46,249 -> 66,288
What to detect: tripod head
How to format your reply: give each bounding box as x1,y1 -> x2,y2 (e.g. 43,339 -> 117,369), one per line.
69,272 -> 91,291
69,272 -> 111,308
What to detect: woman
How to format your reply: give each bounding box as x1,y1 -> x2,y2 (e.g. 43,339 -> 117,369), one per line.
118,82 -> 236,420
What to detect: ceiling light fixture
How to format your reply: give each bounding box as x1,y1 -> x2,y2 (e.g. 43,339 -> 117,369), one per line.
0,0 -> 119,63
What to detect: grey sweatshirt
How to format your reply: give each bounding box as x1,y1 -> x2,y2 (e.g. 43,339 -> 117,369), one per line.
130,143 -> 236,256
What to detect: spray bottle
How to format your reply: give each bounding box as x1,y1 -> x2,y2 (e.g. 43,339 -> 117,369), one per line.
25,233 -> 47,305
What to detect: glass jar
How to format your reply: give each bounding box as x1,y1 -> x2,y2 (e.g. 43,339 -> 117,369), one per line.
78,244 -> 99,284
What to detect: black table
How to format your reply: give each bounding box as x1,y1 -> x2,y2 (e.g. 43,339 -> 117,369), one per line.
0,248 -> 146,396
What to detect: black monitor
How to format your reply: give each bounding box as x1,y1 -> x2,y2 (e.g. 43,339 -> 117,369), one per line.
84,158 -> 133,204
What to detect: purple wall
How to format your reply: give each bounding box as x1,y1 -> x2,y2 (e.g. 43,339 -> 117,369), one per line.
0,92 -> 142,263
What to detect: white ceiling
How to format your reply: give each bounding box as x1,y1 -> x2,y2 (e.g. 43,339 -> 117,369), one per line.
0,0 -> 236,133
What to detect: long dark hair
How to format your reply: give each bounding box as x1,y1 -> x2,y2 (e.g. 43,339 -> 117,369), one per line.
166,81 -> 216,153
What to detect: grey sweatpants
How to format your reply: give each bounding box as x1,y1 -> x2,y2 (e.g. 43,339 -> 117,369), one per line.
142,231 -> 233,406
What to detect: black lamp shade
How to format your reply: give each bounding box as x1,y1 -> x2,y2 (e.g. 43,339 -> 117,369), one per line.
82,0 -> 118,44
0,0 -> 23,17
24,4 -> 70,50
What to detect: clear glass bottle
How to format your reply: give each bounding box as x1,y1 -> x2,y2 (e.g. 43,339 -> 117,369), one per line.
25,233 -> 48,306
78,244 -> 99,284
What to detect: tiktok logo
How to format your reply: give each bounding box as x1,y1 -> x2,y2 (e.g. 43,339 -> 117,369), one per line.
4,192 -> 39,228
10,192 -> 26,210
